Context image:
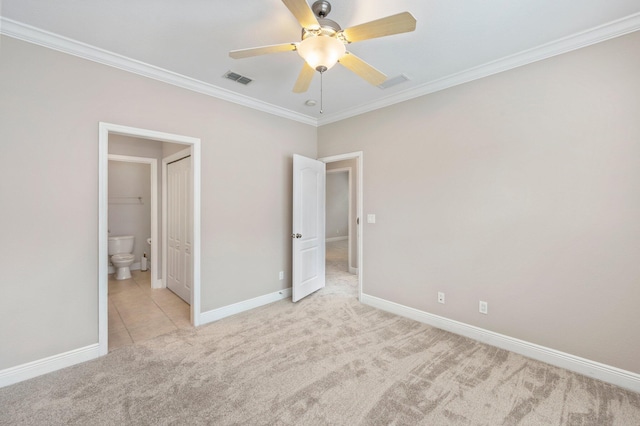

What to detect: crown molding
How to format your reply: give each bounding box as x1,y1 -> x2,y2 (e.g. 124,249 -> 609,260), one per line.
2,13 -> 639,128
0,17 -> 319,127
317,12 -> 640,126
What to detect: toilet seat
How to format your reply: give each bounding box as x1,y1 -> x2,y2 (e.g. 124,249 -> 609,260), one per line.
112,253 -> 135,263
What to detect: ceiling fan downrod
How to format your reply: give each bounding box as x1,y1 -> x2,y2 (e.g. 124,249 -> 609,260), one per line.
312,0 -> 332,18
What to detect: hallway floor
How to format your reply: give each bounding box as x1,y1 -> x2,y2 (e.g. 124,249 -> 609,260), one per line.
108,270 -> 191,351
324,238 -> 358,297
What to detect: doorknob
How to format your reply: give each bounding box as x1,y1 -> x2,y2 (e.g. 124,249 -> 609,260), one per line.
291,233 -> 302,239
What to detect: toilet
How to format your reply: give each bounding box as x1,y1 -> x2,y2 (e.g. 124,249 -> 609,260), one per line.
108,235 -> 135,280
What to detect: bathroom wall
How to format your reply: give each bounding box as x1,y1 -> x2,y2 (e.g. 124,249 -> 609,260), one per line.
109,135 -> 169,279
325,172 -> 348,240
107,160 -> 151,268
163,142 -> 189,157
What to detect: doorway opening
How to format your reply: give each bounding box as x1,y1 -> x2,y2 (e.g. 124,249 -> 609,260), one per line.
320,152 -> 363,301
326,168 -> 352,271
98,123 -> 202,356
107,154 -> 158,286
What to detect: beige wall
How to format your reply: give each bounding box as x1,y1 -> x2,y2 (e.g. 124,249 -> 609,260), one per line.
0,36 -> 316,370
318,31 -> 640,373
2,27 -> 639,377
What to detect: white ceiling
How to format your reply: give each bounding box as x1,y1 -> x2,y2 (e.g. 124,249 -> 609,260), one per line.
2,0 -> 640,125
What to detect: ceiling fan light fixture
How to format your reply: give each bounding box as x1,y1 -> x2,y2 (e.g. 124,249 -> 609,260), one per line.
297,36 -> 345,72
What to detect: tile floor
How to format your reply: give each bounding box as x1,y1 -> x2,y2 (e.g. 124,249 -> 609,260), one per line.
108,270 -> 191,351
108,241 -> 352,352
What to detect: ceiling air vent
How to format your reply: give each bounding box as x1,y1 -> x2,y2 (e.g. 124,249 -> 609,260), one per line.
223,71 -> 253,85
378,74 -> 410,89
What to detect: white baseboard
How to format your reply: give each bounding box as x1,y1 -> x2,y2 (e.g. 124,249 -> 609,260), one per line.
326,236 -> 348,242
7,293 -> 635,393
0,288 -> 291,388
349,266 -> 358,275
0,344 -> 100,388
361,294 -> 640,393
199,288 -> 292,325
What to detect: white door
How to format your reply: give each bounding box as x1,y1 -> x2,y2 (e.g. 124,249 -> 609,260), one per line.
292,154 -> 326,302
167,156 -> 192,303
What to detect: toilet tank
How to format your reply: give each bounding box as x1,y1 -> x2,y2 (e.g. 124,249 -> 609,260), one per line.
108,235 -> 135,255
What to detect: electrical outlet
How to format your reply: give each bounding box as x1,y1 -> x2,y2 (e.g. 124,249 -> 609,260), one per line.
279,271 -> 284,280
479,301 -> 488,314
437,292 -> 445,304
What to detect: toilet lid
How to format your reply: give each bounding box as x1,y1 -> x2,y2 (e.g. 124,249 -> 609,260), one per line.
112,254 -> 135,262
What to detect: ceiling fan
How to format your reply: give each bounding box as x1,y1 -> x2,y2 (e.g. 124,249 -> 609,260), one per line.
229,0 -> 417,94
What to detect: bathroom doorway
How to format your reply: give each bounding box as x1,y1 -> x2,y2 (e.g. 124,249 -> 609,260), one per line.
107,153 -> 188,351
98,122 -> 202,356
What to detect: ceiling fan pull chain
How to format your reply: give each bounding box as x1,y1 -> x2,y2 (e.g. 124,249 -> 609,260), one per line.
320,69 -> 324,114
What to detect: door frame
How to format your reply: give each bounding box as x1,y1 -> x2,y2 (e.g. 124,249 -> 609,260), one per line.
98,122 -> 202,356
107,154 -> 159,289
162,148 -> 192,301
318,151 -> 363,301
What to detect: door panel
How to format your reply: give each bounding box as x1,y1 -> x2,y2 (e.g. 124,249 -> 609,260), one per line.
292,154 -> 325,302
167,156 -> 192,303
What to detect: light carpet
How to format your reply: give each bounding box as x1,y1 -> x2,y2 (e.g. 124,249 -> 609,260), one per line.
1,241 -> 639,425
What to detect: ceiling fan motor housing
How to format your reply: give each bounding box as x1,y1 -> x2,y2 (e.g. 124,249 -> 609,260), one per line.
301,18 -> 342,40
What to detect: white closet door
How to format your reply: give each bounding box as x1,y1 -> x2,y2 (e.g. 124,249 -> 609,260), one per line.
167,156 -> 192,304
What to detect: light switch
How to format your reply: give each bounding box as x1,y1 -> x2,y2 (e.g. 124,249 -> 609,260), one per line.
367,214 -> 376,224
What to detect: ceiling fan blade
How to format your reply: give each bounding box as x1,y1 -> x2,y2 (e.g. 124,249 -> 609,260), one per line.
293,62 -> 315,93
341,12 -> 417,43
338,52 -> 387,86
229,43 -> 296,59
282,0 -> 320,29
